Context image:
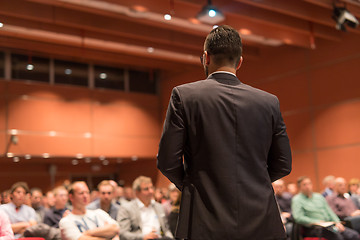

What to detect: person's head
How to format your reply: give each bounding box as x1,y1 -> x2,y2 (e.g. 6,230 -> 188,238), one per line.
348,178 -> 359,194
97,180 -> 115,205
154,188 -> 164,203
322,175 -> 335,190
133,176 -> 154,206
287,182 -> 298,196
202,25 -> 243,76
53,186 -> 68,209
68,181 -> 90,210
124,187 -> 134,201
10,182 -> 29,207
297,176 -> 313,197
43,191 -> 55,208
168,183 -> 180,203
30,188 -> 43,208
272,179 -> 286,196
115,186 -> 124,200
334,177 -> 347,195
1,190 -> 11,204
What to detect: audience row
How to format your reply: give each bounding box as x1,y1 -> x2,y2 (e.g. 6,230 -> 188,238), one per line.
0,176 -> 180,240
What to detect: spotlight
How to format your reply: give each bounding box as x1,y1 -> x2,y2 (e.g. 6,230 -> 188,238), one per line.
26,64 -> 34,71
197,0 -> 224,25
333,6 -> 359,31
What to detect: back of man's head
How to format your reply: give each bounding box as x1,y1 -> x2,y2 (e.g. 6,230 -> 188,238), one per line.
204,25 -> 242,68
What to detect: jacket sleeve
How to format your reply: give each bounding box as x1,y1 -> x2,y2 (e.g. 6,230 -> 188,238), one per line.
267,97 -> 292,182
117,205 -> 143,240
157,87 -> 186,189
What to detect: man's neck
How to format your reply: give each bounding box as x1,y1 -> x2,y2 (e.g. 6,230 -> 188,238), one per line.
208,66 -> 237,76
72,205 -> 86,215
100,201 -> 111,212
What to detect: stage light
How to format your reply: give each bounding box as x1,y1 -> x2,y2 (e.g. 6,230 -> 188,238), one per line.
333,6 -> 359,31
26,64 -> 34,71
197,0 -> 224,25
164,14 -> 172,21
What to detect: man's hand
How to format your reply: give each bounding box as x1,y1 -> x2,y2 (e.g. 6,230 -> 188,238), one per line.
335,222 -> 345,232
143,230 -> 160,240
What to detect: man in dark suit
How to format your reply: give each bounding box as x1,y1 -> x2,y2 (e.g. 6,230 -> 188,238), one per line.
157,25 -> 292,240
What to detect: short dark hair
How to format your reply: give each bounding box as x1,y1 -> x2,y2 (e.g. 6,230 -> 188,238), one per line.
30,187 -> 43,195
297,176 -> 310,187
204,25 -> 242,67
10,182 -> 29,194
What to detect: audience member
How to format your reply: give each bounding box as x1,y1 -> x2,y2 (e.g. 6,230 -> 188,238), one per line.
43,191 -> 55,209
0,209 -> 14,240
162,184 -> 180,217
59,181 -> 119,240
43,186 -> 69,228
117,176 -> 173,240
30,188 -> 45,223
348,179 -> 359,196
114,186 -> 127,205
287,182 -> 298,196
123,187 -> 135,201
90,189 -> 99,202
322,175 -> 336,198
87,180 -> 119,220
167,190 -> 181,237
0,182 -> 37,238
327,178 -> 360,220
327,177 -> 360,234
1,191 -> 11,204
292,176 -> 359,240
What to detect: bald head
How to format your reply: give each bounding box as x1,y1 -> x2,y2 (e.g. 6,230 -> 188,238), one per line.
334,177 -> 347,195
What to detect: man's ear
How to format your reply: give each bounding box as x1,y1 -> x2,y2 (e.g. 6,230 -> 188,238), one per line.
205,51 -> 211,65
236,56 -> 243,70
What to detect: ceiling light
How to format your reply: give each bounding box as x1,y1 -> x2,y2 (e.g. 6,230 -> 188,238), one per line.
0,22 -> 3,28
71,159 -> 79,165
65,69 -> 72,75
164,14 -> 172,21
49,131 -> 56,137
239,28 -> 252,35
84,157 -> 91,163
147,47 -> 154,53
7,152 -> 14,158
25,154 -> 31,160
197,0 -> 225,25
26,64 -> 34,71
99,155 -> 106,161
13,157 -> 20,163
99,73 -> 107,79
131,156 -> 138,161
42,153 -> 50,158
333,6 -> 359,31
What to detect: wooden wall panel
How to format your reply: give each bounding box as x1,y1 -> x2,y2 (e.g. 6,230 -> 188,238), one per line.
317,145 -> 360,182
314,100 -> 360,148
283,111 -> 313,152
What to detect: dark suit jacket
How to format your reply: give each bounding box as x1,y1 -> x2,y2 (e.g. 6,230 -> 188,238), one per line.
157,72 -> 292,240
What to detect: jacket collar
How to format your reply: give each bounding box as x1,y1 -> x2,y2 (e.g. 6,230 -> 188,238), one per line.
207,72 -> 242,86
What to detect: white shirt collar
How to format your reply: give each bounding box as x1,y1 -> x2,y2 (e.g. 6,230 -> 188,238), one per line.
135,198 -> 155,209
209,71 -> 237,77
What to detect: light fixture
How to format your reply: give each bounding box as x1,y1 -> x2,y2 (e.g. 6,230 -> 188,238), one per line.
147,47 -> 154,53
0,22 -> 3,28
65,69 -> 72,75
333,6 -> 359,31
197,0 -> 225,25
24,154 -> 31,160
164,14 -> 172,21
99,73 -> 107,79
26,64 -> 34,71
71,159 -> 79,165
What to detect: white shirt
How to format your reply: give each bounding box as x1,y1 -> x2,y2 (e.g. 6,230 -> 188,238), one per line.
209,71 -> 237,77
59,209 -> 117,240
135,198 -> 161,236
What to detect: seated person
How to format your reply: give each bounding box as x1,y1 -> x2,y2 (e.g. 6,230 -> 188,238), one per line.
0,209 -> 14,240
59,181 -> 119,240
30,188 -> 46,223
44,186 -> 69,228
327,177 -> 360,233
292,176 -> 359,240
322,175 -> 336,198
117,176 -> 174,240
0,182 -> 37,238
87,180 -> 119,220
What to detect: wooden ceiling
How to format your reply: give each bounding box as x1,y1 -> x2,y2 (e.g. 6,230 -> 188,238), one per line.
0,0 -> 359,71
